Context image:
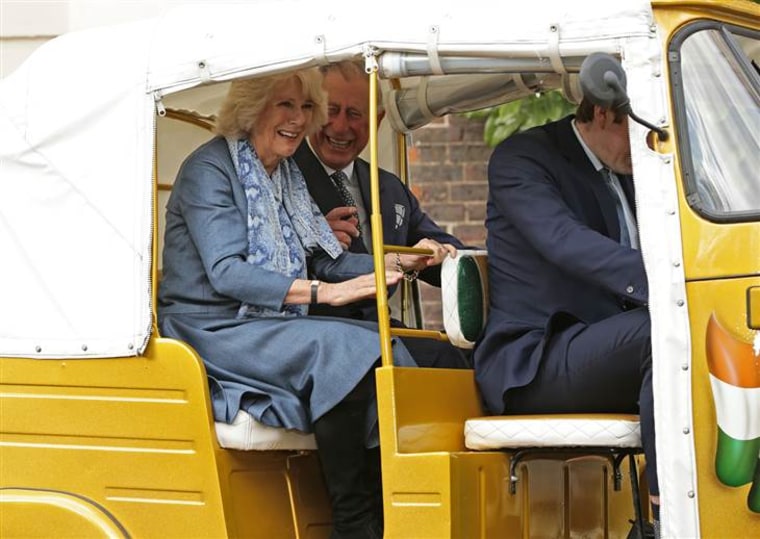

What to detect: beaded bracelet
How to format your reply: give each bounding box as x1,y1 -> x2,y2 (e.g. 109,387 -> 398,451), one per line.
395,253 -> 419,282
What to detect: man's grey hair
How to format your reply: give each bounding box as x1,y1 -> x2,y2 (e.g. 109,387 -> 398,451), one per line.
320,59 -> 384,112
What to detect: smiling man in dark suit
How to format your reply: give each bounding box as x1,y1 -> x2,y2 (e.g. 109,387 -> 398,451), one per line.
294,60 -> 469,371
475,97 -> 659,536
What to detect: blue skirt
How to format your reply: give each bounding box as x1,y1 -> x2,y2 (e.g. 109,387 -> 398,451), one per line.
159,313 -> 415,444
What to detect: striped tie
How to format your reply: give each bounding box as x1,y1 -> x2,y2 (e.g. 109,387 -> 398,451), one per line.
331,170 -> 361,235
601,168 -> 631,247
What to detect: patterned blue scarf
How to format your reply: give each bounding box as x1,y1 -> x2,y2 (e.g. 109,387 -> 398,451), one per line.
227,137 -> 342,318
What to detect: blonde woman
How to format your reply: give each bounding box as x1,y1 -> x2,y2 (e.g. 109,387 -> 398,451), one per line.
158,68 -> 449,538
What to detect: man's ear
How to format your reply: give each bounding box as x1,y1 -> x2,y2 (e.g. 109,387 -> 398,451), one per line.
595,105 -> 612,128
377,110 -> 386,126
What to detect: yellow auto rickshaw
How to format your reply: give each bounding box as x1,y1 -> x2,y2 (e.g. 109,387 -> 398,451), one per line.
1,0 -> 758,537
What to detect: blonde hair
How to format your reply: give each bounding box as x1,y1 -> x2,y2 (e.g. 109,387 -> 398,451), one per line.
215,68 -> 327,138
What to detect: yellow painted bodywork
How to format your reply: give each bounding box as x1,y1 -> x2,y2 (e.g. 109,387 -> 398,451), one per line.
0,345 -> 649,537
747,286 -> 760,330
2,1 -> 759,537
686,278 -> 760,538
653,0 -> 760,282
0,338 -> 331,538
0,343 -> 639,538
652,2 -> 760,536
0,489 -> 129,538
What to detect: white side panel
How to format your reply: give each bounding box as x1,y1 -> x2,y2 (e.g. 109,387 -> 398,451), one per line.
623,26 -> 700,539
0,22 -> 155,357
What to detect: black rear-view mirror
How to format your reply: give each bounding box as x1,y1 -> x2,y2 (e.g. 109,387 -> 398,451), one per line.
580,52 -> 669,141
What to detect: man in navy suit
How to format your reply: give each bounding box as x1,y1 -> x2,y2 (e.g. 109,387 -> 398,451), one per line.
475,98 -> 659,532
294,60 -> 470,370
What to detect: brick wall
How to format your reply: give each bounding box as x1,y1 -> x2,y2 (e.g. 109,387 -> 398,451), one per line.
407,115 -> 490,329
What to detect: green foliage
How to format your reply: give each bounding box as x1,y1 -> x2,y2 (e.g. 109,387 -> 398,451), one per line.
466,90 -> 576,147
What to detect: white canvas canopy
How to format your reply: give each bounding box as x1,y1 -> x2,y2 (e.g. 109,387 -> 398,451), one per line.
0,0 -> 664,358
0,2 -> 696,535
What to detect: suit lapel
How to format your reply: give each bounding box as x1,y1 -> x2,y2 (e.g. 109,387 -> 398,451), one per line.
293,141 -> 343,213
354,159 -> 397,244
355,159 -> 371,214
346,165 -> 368,254
588,171 -> 622,242
554,117 -> 621,241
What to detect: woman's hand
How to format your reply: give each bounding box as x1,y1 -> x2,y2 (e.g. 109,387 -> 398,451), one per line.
318,271 -> 403,306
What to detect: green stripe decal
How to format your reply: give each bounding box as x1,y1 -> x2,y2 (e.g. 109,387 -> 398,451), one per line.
750,458 -> 760,513
715,428 -> 760,487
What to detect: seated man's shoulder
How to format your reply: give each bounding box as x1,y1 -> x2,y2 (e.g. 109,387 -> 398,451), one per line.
356,158 -> 412,197
356,157 -> 401,181
491,121 -> 561,162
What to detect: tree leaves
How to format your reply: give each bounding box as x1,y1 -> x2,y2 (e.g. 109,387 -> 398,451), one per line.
465,90 -> 576,147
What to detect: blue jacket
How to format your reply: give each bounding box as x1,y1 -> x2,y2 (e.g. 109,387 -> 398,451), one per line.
474,115 -> 648,414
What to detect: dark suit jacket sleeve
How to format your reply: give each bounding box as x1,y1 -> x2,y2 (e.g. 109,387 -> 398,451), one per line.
294,141 -> 344,214
488,137 -> 648,305
309,250 -> 373,281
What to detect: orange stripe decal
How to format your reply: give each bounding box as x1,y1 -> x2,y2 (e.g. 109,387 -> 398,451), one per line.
706,314 -> 760,389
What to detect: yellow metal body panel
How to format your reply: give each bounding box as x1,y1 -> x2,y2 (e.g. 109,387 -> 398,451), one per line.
0,338 -> 330,538
653,0 -> 760,282
0,489 -> 129,538
747,286 -> 760,330
686,278 -> 760,537
653,2 -> 760,535
3,3 -> 757,537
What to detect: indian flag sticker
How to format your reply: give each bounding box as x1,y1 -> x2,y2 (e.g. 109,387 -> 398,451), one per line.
706,315 -> 760,513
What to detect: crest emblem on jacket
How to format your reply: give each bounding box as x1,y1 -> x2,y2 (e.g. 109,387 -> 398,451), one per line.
394,204 -> 405,230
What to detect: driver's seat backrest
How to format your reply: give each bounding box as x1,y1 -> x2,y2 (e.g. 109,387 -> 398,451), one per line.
441,250 -> 489,349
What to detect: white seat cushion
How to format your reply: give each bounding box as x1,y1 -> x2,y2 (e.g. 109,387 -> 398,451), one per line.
215,410 -> 317,451
464,414 -> 641,450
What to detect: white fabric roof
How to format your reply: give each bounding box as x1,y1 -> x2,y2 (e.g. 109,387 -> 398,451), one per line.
0,0 -> 657,359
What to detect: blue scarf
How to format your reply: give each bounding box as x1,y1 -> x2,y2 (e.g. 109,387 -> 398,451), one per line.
227,137 -> 342,317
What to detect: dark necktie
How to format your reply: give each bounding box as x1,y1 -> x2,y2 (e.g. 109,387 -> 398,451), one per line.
601,168 -> 631,247
331,170 -> 361,236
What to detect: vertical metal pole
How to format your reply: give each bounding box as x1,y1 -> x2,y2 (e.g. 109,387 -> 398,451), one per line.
629,454 -> 646,539
366,53 -> 394,367
395,129 -> 414,327
151,141 -> 159,333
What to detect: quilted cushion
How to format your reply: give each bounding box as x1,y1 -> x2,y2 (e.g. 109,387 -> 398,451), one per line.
464,414 -> 641,450
442,250 -> 488,349
215,410 -> 317,451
